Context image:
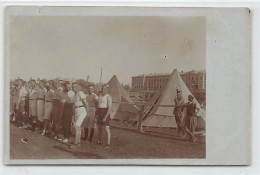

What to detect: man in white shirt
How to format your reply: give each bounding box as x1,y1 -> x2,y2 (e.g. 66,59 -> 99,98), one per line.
71,82 -> 88,147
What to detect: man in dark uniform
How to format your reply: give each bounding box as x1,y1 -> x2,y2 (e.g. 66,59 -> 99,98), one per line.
173,89 -> 185,137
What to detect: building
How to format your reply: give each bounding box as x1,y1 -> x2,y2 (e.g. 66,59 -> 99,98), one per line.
131,70 -> 206,102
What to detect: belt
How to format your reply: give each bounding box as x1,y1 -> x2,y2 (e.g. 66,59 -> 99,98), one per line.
75,105 -> 84,109
30,98 -> 37,101
45,100 -> 52,103
37,98 -> 44,101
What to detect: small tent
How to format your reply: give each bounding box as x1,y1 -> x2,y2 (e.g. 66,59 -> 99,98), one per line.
107,75 -> 139,122
142,69 -> 205,129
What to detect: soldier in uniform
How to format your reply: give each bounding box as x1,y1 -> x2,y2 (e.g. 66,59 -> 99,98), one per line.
59,82 -> 75,143
41,82 -> 54,136
177,95 -> 199,143
173,89 -> 185,137
83,84 -> 98,142
37,80 -> 47,132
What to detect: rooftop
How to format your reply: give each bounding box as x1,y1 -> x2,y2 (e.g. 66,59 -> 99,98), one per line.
133,69 -> 206,77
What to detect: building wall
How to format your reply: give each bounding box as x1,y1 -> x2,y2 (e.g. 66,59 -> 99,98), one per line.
131,71 -> 206,94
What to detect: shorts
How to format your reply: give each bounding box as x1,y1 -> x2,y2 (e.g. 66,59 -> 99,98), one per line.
37,100 -> 45,122
83,107 -> 96,128
97,108 -> 110,126
74,107 -> 87,127
44,102 -> 53,120
29,99 -> 37,116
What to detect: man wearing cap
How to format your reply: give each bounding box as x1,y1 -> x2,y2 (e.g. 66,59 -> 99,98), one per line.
70,82 -> 88,148
41,82 -> 54,136
83,84 -> 98,143
59,82 -> 75,143
173,89 -> 185,137
177,95 -> 199,143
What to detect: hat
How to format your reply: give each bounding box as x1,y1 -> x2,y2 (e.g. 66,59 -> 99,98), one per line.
188,94 -> 194,99
176,89 -> 182,93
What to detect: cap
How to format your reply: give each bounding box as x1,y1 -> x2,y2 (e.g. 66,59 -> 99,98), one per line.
176,89 -> 182,93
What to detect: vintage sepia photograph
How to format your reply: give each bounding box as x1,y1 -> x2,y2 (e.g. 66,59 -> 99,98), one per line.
4,6 -> 250,165
8,14 -> 206,160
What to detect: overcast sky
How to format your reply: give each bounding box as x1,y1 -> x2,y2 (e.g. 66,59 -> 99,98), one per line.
10,16 -> 205,84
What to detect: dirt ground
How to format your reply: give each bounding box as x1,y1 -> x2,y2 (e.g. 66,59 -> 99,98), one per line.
10,124 -> 206,159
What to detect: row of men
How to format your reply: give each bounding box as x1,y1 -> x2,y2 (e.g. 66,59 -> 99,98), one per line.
10,78 -> 113,148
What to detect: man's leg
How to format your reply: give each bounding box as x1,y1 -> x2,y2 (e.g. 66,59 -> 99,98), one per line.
105,126 -> 111,145
89,128 -> 94,142
97,124 -> 102,144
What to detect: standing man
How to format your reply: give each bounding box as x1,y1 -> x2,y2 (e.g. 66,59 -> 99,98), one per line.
71,82 -> 88,147
173,89 -> 185,137
29,80 -> 39,132
16,79 -> 27,128
177,95 -> 199,143
10,82 -> 16,122
52,82 -> 63,140
83,84 -> 98,142
37,80 -> 47,132
41,82 -> 54,136
59,82 -> 75,143
97,85 -> 112,148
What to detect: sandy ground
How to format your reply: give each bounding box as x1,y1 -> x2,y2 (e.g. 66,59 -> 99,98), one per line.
10,124 -> 206,159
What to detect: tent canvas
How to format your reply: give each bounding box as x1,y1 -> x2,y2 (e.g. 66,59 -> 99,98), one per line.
142,69 -> 206,129
107,75 -> 139,121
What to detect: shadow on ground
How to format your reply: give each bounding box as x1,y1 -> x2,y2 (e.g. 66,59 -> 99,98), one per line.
53,145 -> 104,159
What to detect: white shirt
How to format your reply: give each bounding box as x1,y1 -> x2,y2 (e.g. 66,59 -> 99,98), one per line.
60,90 -> 75,103
98,94 -> 112,108
19,86 -> 27,99
73,91 -> 86,107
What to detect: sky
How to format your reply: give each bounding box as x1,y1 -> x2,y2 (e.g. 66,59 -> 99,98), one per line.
10,16 -> 205,84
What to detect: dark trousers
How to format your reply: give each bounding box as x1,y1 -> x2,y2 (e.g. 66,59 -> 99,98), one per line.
175,110 -> 183,135
52,100 -> 61,135
61,103 -> 73,139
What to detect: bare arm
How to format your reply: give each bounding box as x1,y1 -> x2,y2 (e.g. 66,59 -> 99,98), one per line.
82,98 -> 88,112
103,95 -> 112,121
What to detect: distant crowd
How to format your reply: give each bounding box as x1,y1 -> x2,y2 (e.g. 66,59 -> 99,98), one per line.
10,78 -> 113,149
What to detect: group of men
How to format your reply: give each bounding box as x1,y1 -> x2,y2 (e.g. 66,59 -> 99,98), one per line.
10,78 -> 113,148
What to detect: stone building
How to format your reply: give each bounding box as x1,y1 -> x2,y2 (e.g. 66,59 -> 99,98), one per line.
131,70 -> 206,103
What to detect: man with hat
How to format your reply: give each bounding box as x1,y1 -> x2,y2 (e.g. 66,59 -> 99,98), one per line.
173,89 -> 185,137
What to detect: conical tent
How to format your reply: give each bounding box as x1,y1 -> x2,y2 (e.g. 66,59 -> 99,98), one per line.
142,69 -> 205,129
107,75 -> 139,121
